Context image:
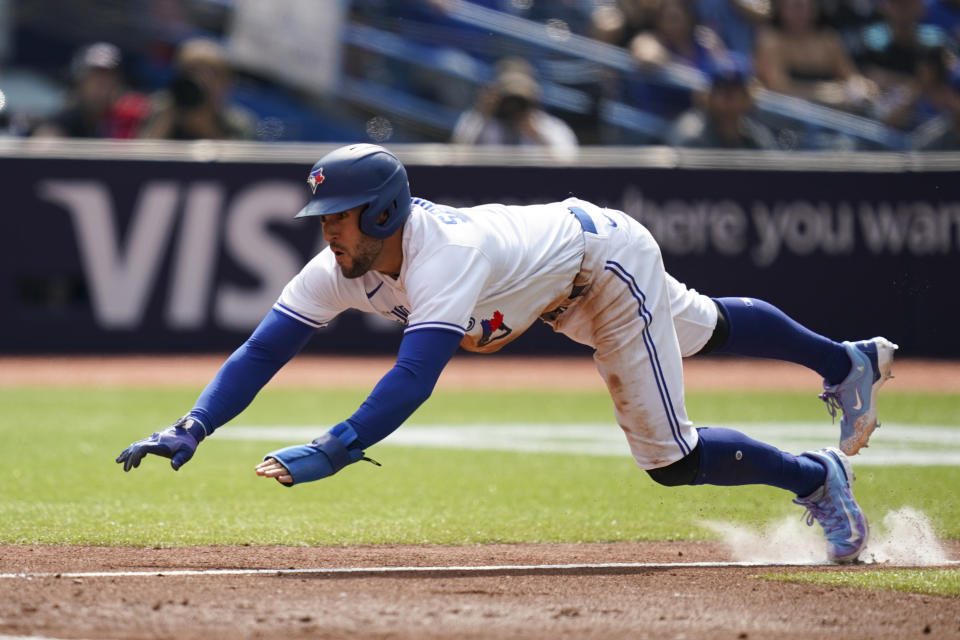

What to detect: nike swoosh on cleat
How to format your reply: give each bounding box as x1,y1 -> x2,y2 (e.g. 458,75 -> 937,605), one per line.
852,388 -> 863,411
844,510 -> 861,544
366,282 -> 384,299
839,493 -> 862,544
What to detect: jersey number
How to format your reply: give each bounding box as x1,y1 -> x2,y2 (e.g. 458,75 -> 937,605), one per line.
430,206 -> 470,225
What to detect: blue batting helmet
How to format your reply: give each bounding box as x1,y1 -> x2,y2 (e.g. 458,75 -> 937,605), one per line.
295,144 -> 411,239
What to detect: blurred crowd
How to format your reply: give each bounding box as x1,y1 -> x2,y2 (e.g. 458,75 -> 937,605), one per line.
431,0 -> 960,149
28,38 -> 254,141
1,0 -> 959,150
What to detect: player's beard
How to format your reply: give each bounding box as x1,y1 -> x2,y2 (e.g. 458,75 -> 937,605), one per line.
337,234 -> 384,279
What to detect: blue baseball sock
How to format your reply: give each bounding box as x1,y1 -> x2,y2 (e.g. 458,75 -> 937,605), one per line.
714,297 -> 851,385
693,427 -> 826,497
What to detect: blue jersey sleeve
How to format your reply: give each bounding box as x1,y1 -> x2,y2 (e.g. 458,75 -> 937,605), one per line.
189,309 -> 315,431
345,327 -> 462,448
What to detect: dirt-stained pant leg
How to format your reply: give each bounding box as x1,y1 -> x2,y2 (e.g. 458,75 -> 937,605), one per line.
550,204 -> 698,469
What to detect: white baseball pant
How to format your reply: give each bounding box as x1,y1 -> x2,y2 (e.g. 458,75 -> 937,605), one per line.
547,202 -> 717,469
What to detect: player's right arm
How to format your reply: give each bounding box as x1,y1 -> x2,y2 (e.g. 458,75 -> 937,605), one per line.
256,324 -> 464,486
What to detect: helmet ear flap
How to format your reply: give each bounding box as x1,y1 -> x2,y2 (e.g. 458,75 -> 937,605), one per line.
358,172 -> 411,238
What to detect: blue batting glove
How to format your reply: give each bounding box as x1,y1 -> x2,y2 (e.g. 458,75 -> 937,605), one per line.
116,416 -> 210,472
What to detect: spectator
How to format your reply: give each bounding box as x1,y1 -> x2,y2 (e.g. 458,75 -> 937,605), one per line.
32,42 -> 148,138
138,38 -> 255,140
626,0 -> 726,117
669,58 -> 777,147
753,0 -> 876,111
451,59 -> 579,151
878,45 -> 957,128
630,0 -> 723,69
855,0 -> 950,92
916,66 -> 960,147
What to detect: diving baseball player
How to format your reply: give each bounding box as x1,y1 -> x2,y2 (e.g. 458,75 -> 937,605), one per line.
117,144 -> 897,563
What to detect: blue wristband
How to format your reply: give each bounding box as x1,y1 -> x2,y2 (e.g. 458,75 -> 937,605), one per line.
182,415 -> 210,442
264,422 -> 369,486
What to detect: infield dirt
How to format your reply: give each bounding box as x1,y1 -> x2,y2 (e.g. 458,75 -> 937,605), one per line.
2,541 -> 959,640
1,354 -> 957,391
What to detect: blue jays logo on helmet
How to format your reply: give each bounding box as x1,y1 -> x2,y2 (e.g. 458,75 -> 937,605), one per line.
307,167 -> 325,194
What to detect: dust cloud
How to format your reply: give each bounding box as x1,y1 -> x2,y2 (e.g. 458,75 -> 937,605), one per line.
703,506 -> 948,565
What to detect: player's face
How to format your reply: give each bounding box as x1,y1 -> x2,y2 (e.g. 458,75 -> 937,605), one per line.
321,206 -> 384,279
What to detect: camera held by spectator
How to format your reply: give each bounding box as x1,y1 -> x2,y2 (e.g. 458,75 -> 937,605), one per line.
138,38 -> 254,140
451,59 -> 578,151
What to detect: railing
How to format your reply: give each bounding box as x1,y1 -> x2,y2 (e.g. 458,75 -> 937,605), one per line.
1,137 -> 957,171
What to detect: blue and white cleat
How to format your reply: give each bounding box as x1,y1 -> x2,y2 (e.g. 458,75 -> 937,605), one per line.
794,447 -> 869,564
820,337 -> 898,456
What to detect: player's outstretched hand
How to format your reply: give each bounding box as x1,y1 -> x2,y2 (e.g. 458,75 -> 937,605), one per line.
116,416 -> 208,472
255,458 -> 294,485
254,428 -> 378,487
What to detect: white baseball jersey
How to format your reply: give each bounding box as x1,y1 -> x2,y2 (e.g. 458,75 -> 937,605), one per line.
275,197 -> 586,353
274,196 -> 719,469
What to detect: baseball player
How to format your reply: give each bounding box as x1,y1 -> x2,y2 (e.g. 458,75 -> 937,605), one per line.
117,144 -> 897,563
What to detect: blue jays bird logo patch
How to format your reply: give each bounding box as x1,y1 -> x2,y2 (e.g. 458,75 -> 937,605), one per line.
307,167 -> 325,194
478,310 -> 512,348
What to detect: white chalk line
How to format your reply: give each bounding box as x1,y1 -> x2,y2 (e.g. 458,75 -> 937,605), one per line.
0,637 -> 79,640
2,559 -> 958,581
217,422 -> 960,466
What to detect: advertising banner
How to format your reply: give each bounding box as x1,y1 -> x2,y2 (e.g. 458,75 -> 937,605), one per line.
1,155 -> 956,357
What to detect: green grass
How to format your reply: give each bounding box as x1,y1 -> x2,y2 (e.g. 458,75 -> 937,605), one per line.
761,569 -> 960,597
1,387 -> 958,546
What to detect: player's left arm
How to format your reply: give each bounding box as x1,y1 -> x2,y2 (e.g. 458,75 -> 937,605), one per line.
256,326 -> 463,486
